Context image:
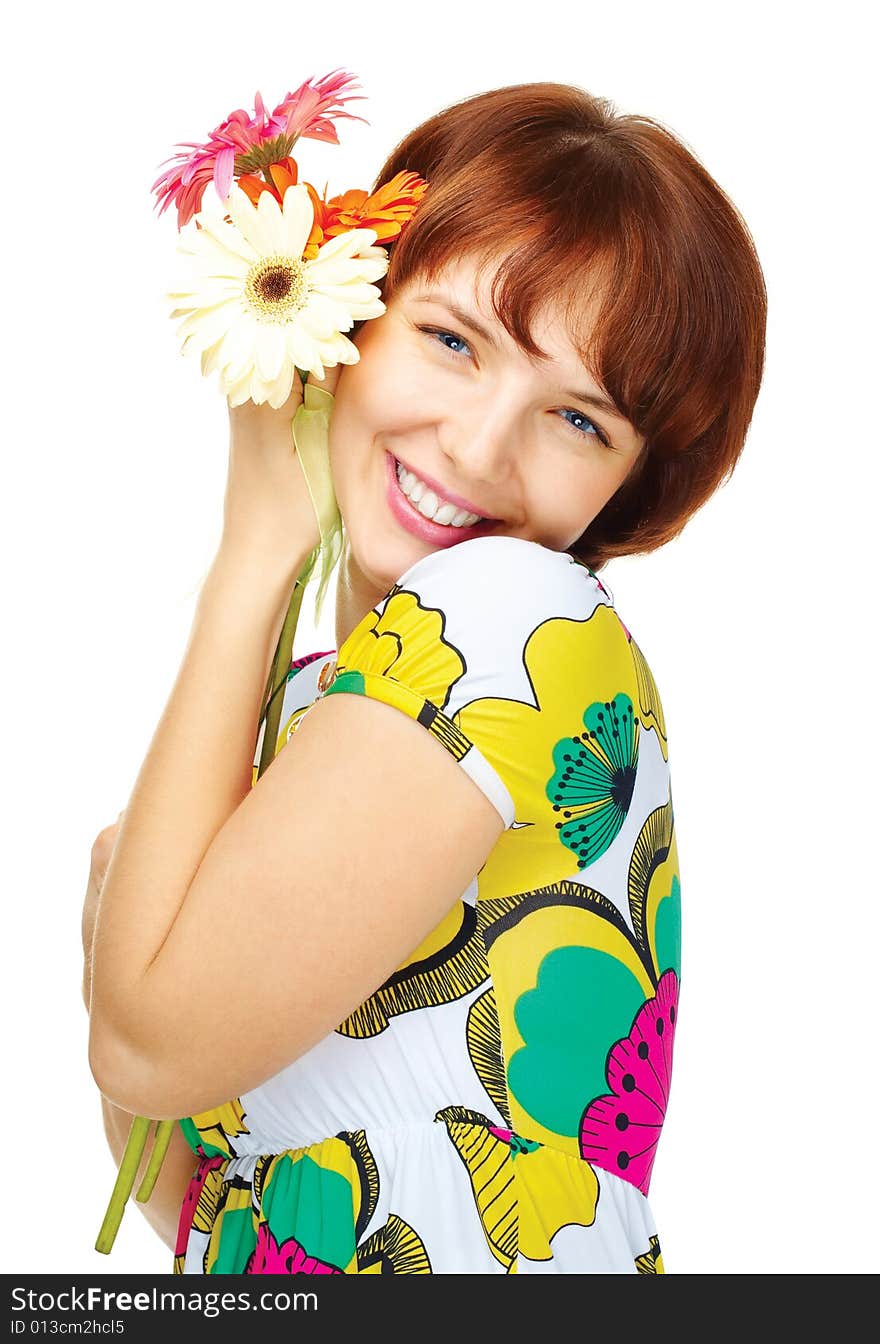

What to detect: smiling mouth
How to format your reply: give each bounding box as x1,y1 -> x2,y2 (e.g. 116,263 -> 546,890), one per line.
392,455 -> 499,525
385,452 -> 502,544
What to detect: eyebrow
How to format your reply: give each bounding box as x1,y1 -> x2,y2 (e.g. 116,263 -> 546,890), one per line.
413,291 -> 628,422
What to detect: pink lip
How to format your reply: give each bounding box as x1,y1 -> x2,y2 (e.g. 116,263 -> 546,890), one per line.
393,453 -> 499,522
385,453 -> 500,548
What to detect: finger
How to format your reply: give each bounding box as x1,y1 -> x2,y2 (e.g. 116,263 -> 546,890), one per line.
307,364 -> 341,398
227,366 -> 305,421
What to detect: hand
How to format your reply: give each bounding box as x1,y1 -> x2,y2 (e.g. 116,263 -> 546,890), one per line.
220,366 -> 342,579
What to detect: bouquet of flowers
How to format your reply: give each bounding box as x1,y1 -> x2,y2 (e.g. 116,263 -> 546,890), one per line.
95,69 -> 428,1255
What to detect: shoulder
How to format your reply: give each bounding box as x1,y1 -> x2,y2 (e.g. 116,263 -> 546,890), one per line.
396,535 -> 621,677
346,536 -> 616,670
394,534 -> 608,615
334,535 -> 631,732
323,536 -> 661,849
335,535 -> 624,678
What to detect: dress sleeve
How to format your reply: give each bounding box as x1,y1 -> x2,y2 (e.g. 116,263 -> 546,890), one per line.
322,535 -> 617,832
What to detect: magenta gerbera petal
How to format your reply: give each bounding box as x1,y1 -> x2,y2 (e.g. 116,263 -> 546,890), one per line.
151,70 -> 368,231
271,68 -> 368,144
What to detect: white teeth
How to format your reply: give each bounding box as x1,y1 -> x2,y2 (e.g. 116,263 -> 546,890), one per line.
416,489 -> 440,519
395,460 -> 484,526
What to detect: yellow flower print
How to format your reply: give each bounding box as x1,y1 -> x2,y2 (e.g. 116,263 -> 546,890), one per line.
356,1215 -> 432,1273
187,1098 -> 250,1159
335,585 -> 466,711
514,1143 -> 600,1263
631,638 -> 668,762
635,1234 -> 665,1273
436,1106 -> 519,1271
456,604 -> 665,901
436,1106 -> 599,1269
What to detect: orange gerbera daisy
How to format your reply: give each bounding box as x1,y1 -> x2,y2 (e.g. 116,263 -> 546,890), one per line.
236,156 -> 326,258
322,171 -> 430,243
236,162 -> 429,258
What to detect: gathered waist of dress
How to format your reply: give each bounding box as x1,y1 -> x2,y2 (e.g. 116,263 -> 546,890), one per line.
189,1111 -> 585,1168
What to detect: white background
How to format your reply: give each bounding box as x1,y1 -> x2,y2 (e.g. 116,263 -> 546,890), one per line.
3,0 -> 876,1276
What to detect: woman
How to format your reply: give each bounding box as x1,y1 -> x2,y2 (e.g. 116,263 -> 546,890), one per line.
83,81 -> 766,1274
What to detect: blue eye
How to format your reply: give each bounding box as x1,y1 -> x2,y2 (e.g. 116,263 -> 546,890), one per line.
418,325 -> 472,359
417,324 -> 614,450
559,409 -> 611,448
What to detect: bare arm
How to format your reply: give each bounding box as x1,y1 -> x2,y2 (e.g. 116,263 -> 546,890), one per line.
85,376 -> 502,1120
87,550 -> 303,1097
85,822 -> 198,1255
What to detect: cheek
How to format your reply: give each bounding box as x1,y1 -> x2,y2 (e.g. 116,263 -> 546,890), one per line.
327,363 -> 398,500
527,458 -> 616,539
330,336 -> 402,439
568,453 -> 623,500
531,457 -> 594,511
329,361 -> 429,473
327,361 -> 375,463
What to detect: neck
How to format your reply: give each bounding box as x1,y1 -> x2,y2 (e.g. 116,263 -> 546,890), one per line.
334,535 -> 385,650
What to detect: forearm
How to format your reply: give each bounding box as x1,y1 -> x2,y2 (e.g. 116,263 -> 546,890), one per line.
88,548 -> 306,1063
88,901 -> 196,1253
83,876 -> 99,1014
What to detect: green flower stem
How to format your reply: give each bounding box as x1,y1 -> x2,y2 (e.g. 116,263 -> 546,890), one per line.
257,570 -> 310,778
135,1119 -> 176,1203
94,1114 -> 153,1254
256,362 -> 329,771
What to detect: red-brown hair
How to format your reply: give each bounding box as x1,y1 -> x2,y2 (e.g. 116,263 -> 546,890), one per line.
360,82 -> 767,571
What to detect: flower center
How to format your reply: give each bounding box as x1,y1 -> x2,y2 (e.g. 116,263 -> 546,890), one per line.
246,255 -> 308,321
234,134 -> 296,178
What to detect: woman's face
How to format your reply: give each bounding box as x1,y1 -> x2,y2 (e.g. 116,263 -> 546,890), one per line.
328,253 -> 646,598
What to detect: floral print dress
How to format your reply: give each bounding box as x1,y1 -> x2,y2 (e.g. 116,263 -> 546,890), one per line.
173,534 -> 680,1275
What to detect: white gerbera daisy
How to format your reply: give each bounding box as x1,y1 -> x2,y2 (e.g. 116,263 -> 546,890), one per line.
166,182 -> 389,408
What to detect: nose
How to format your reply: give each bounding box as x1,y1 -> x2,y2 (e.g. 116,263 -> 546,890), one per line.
439,400 -> 517,494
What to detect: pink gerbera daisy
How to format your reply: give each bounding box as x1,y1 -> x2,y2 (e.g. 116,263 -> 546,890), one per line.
151,69 -> 368,230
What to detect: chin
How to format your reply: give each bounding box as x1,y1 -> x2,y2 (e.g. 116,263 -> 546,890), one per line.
341,511 -> 425,597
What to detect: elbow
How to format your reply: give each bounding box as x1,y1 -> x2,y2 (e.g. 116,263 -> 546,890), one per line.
87,977 -> 183,1118
87,1022 -> 140,1114
88,1022 -> 182,1121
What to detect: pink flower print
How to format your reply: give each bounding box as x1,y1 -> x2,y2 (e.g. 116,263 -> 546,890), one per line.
246,1222 -> 344,1275
290,648 -> 335,675
579,969 -> 679,1195
175,1154 -> 226,1258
